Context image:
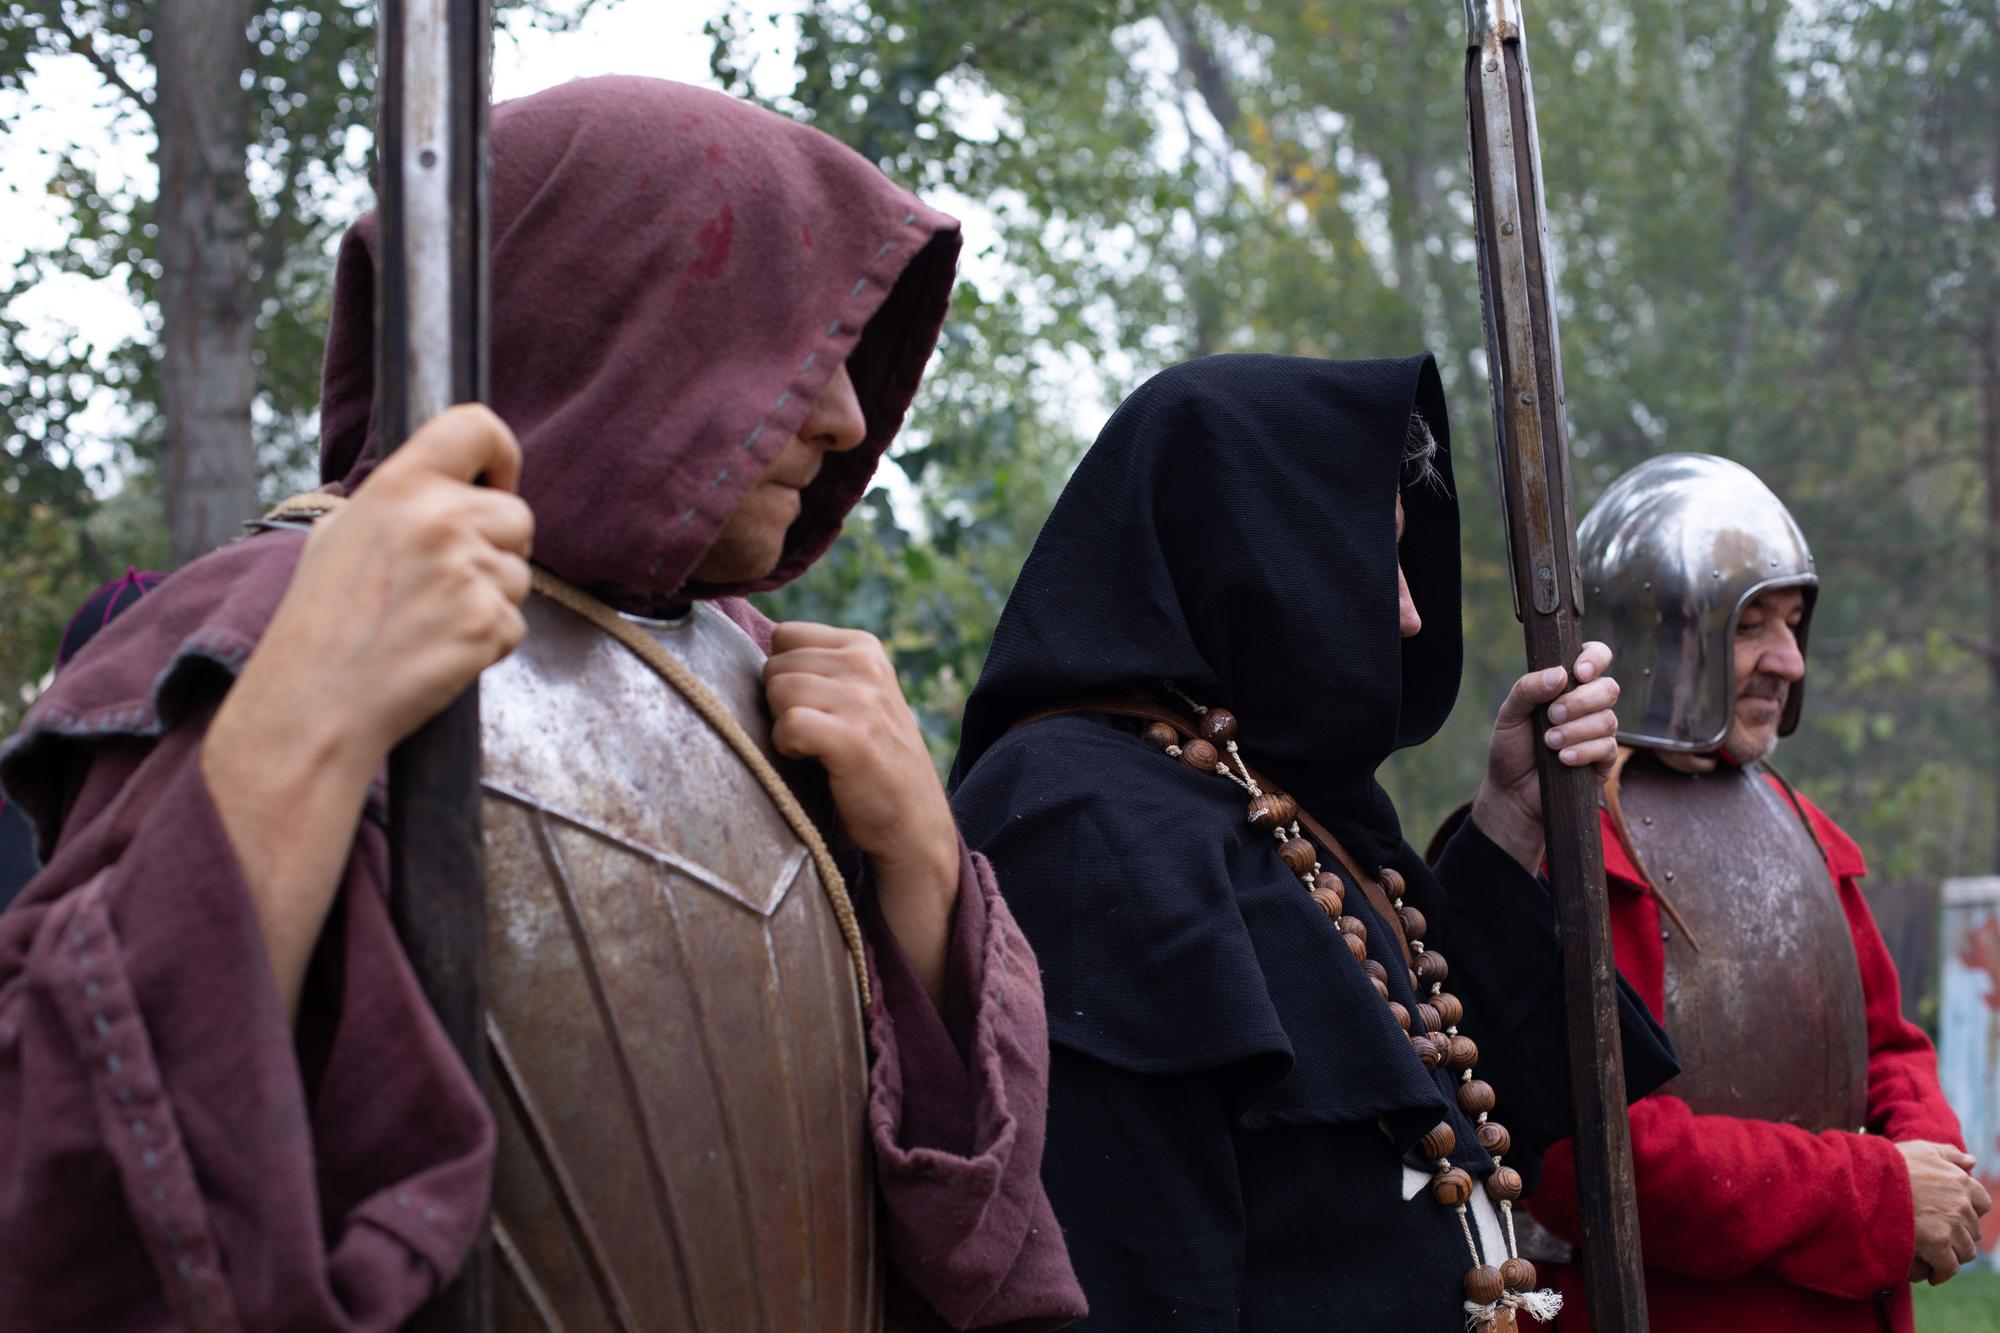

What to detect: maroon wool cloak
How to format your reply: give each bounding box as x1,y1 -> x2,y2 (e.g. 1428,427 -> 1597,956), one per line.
0,76 -> 1082,1332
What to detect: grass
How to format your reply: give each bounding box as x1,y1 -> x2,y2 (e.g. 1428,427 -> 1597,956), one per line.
1913,1265 -> 2000,1331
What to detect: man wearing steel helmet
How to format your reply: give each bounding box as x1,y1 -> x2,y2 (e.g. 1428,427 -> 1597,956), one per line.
1525,453 -> 1987,1332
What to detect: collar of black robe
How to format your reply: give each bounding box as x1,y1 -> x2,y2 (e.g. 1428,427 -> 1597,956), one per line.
952,351 -> 1461,872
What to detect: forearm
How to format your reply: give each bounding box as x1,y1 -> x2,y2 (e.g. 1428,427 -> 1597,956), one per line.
868,837 -> 961,1010
1537,1096 -> 1914,1297
201,680 -> 378,1022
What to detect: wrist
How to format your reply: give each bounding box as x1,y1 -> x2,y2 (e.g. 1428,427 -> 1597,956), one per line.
1470,782 -> 1545,873
208,656 -> 382,804
868,816 -> 962,903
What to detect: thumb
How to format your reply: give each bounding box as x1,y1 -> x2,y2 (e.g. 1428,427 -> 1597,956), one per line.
1498,665 -> 1569,728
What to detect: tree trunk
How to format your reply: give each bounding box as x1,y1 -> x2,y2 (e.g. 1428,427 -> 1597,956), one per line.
1722,0 -> 1777,449
155,0 -> 258,565
1986,0 -> 2000,873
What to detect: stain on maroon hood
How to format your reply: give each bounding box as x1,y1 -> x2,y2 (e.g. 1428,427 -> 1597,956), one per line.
320,75 -> 961,612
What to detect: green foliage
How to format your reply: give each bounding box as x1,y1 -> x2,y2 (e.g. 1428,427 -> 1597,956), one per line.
2,0 -> 1993,915
722,0 -> 1999,887
0,0 -> 599,730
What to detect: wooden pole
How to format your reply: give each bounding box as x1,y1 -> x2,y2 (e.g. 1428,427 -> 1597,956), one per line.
376,1 -> 492,1329
1460,3 -> 1648,1328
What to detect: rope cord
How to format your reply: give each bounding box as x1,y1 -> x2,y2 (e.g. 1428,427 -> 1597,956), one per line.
258,491 -> 872,1010
529,568 -> 871,1009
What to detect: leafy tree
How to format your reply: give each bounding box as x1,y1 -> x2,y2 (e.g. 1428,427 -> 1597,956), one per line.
716,0 -> 1999,884
0,0 -> 599,727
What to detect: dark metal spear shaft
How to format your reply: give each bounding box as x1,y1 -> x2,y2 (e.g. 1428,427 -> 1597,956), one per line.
1461,2 -> 1648,1327
376,0 -> 492,1329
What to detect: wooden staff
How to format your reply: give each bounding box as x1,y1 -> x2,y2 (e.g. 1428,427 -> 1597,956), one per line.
376,0 -> 492,1328
1460,2 -> 1649,1327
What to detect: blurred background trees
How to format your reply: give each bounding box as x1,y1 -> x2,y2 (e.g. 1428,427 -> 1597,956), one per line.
719,0 -> 2000,886
1,0 -> 1995,892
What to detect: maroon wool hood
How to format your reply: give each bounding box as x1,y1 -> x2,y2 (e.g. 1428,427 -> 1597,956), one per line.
5,75 -> 961,836
325,75 -> 961,610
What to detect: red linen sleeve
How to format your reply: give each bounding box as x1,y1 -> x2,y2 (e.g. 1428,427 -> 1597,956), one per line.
1534,1091 -> 1915,1299
860,838 -> 1087,1331
0,714 -> 494,1332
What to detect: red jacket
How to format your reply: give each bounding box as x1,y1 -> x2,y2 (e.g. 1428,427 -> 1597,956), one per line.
1531,772 -> 1961,1332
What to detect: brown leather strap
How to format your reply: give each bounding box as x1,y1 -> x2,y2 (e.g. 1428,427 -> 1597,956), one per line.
1012,698 -> 1414,967
1601,745 -> 1701,953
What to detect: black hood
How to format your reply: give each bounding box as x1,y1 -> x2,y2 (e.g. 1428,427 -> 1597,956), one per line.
953,352 -> 1460,867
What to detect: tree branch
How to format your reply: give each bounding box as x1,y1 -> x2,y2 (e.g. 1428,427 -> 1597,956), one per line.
1156,0 -> 1238,138
54,19 -> 153,114
1951,633 -> 2000,673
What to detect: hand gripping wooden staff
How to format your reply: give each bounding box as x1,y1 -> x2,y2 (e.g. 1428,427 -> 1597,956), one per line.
376,0 -> 493,1329
1461,3 -> 1649,1328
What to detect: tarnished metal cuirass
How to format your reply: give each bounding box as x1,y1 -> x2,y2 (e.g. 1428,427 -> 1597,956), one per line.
477,593 -> 880,1331
1617,752 -> 1867,1132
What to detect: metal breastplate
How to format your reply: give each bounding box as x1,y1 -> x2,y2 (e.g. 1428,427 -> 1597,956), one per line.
1618,754 -> 1868,1132
478,594 -> 880,1332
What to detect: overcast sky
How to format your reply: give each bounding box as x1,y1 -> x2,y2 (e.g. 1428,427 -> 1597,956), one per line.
0,3 -> 820,484
0,2 -> 1139,497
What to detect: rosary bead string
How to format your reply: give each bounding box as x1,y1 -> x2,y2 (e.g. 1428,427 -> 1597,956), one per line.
1142,691 -> 1561,1328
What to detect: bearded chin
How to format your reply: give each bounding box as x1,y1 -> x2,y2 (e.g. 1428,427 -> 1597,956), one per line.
1721,729 -> 1779,766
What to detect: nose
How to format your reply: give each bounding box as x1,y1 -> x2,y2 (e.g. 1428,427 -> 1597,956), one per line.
1397,563 -> 1422,639
1760,621 -> 1806,682
801,361 -> 867,455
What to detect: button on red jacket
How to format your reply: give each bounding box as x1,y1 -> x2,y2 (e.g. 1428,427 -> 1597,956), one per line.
1530,774 -> 1962,1332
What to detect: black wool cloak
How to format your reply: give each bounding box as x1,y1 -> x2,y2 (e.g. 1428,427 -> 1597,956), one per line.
950,353 -> 1674,1330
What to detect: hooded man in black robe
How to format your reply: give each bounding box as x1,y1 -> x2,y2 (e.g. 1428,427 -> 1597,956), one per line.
949,353 -> 1675,1330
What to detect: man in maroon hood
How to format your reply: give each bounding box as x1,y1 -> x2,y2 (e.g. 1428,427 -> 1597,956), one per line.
0,77 -> 1082,1332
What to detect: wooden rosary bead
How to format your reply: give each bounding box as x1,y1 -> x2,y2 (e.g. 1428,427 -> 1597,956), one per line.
1378,867 -> 1405,898
1414,1002 -> 1441,1034
1484,1164 -> 1524,1203
1430,1165 -> 1473,1208
1386,1001 -> 1411,1031
1414,949 -> 1450,986
1198,708 -> 1238,744
1141,721 -> 1180,752
1369,975 -> 1390,1001
1430,991 -> 1464,1028
1247,793 -> 1298,830
1418,1121 -> 1457,1161
1458,1079 -> 1497,1115
1462,1264 -> 1505,1304
1309,886 -> 1343,920
1312,869 -> 1342,895
1278,837 -> 1317,874
1475,1120 -> 1511,1155
1362,958 -> 1388,983
1180,738 -> 1219,772
1410,1033 -> 1442,1070
1343,931 -> 1368,962
1408,968 -> 1421,994
1398,904 -> 1428,940
1445,1033 -> 1480,1071
1336,915 -> 1367,944
1500,1257 -> 1538,1292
